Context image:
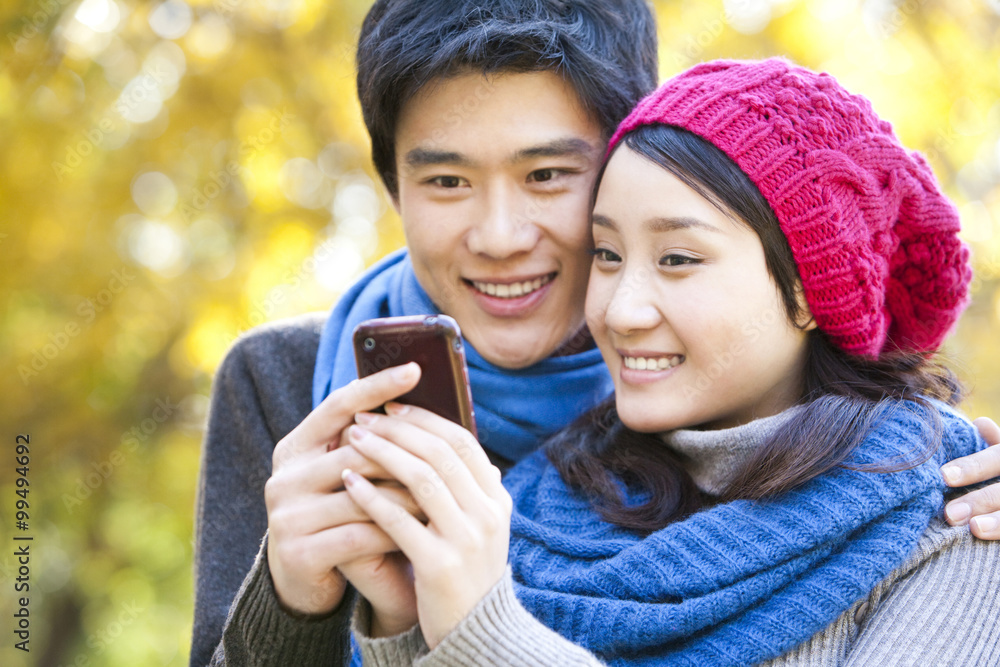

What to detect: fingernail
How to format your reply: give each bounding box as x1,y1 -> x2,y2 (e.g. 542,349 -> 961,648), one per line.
945,502 -> 971,524
940,465 -> 962,485
348,425 -> 370,443
392,363 -> 417,382
971,516 -> 999,533
355,412 -> 376,425
385,402 -> 410,416
342,467 -> 362,486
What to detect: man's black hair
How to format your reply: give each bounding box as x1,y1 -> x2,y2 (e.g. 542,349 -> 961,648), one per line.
356,0 -> 659,197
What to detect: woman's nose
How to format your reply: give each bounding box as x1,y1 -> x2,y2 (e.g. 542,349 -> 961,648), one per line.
603,266 -> 662,335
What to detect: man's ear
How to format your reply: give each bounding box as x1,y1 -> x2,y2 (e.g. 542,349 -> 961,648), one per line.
386,183 -> 401,215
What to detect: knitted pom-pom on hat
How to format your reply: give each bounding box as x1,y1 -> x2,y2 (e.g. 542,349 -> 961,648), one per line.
607,58 -> 971,357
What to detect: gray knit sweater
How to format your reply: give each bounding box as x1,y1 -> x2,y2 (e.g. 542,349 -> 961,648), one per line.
192,314 -> 1000,666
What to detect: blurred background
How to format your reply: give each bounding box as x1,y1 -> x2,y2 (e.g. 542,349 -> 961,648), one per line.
1,0 -> 998,664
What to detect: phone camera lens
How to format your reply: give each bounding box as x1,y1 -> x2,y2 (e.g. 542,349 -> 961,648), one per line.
452,338 -> 462,352
363,337 -> 376,351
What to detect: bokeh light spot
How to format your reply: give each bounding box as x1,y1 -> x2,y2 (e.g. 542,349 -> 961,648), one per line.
149,0 -> 192,40
131,171 -> 178,216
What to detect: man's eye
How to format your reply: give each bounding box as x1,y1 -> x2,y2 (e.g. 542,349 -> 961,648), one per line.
528,169 -> 557,183
431,176 -> 465,188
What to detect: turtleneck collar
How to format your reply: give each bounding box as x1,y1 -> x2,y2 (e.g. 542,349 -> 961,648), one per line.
659,406 -> 805,496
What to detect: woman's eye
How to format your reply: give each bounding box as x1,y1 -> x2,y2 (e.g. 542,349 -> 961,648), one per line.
590,248 -> 621,263
430,176 -> 466,188
660,254 -> 699,267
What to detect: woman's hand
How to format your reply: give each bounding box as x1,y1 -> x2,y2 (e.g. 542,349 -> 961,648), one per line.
941,416 -> 1000,539
341,402 -> 511,649
264,363 -> 424,616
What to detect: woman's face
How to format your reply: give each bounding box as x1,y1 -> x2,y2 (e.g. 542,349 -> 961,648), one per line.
586,146 -> 814,433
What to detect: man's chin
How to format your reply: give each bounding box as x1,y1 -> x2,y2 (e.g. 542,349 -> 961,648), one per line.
471,333 -> 558,370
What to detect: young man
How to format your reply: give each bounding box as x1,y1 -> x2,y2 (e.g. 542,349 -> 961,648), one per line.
190,1 -> 1000,664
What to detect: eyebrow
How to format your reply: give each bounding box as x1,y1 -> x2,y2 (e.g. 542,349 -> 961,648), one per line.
509,138 -> 596,163
592,214 -> 724,234
404,148 -> 473,169
403,137 -> 596,170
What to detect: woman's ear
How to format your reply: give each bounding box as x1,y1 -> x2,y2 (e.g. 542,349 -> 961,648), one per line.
794,285 -> 818,331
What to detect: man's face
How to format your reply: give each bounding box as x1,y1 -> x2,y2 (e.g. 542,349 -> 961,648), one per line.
394,71 -> 605,369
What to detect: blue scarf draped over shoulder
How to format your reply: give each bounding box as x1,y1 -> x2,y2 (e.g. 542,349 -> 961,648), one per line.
311,247 -> 614,465
503,401 -> 987,666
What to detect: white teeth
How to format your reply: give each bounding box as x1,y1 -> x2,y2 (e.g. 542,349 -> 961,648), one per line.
623,355 -> 682,370
472,275 -> 552,299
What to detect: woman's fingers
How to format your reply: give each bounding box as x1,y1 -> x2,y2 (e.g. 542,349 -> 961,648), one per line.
357,410 -> 495,508
272,363 -> 421,469
302,444 -> 395,492
346,422 -> 469,532
269,483 -> 427,538
384,403 -> 506,497
341,468 -> 433,562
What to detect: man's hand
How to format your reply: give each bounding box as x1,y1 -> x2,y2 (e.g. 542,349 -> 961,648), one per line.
264,363 -> 423,616
941,417 -> 1000,540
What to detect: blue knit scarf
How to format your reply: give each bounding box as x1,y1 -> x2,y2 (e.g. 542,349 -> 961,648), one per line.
503,401 -> 985,666
311,248 -> 614,461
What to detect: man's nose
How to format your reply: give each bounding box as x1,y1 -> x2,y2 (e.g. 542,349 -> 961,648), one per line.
466,184 -> 540,259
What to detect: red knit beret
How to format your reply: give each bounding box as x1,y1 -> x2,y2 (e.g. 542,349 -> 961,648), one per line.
607,58 -> 972,358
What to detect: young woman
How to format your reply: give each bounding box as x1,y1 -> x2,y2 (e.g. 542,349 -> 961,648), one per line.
338,58 -> 1000,665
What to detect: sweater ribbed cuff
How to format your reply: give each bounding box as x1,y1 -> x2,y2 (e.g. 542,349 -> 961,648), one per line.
221,536 -> 356,665
413,567 -> 603,667
352,597 -> 428,665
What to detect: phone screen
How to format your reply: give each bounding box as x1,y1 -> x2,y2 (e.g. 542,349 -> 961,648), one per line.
353,315 -> 477,435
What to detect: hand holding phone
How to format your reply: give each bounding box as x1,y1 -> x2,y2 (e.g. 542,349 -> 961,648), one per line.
353,315 -> 477,436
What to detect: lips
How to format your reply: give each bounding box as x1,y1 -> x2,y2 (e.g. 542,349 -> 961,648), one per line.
617,351 -> 685,385
622,354 -> 683,370
469,272 -> 555,299
464,271 -> 558,317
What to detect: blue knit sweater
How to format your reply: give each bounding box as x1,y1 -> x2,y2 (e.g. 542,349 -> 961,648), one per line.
502,400 -> 986,666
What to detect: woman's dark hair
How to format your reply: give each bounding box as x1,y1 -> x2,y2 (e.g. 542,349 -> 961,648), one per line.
356,0 -> 659,197
546,124 -> 965,534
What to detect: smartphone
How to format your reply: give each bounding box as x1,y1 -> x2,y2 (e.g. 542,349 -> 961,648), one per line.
353,315 -> 477,436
